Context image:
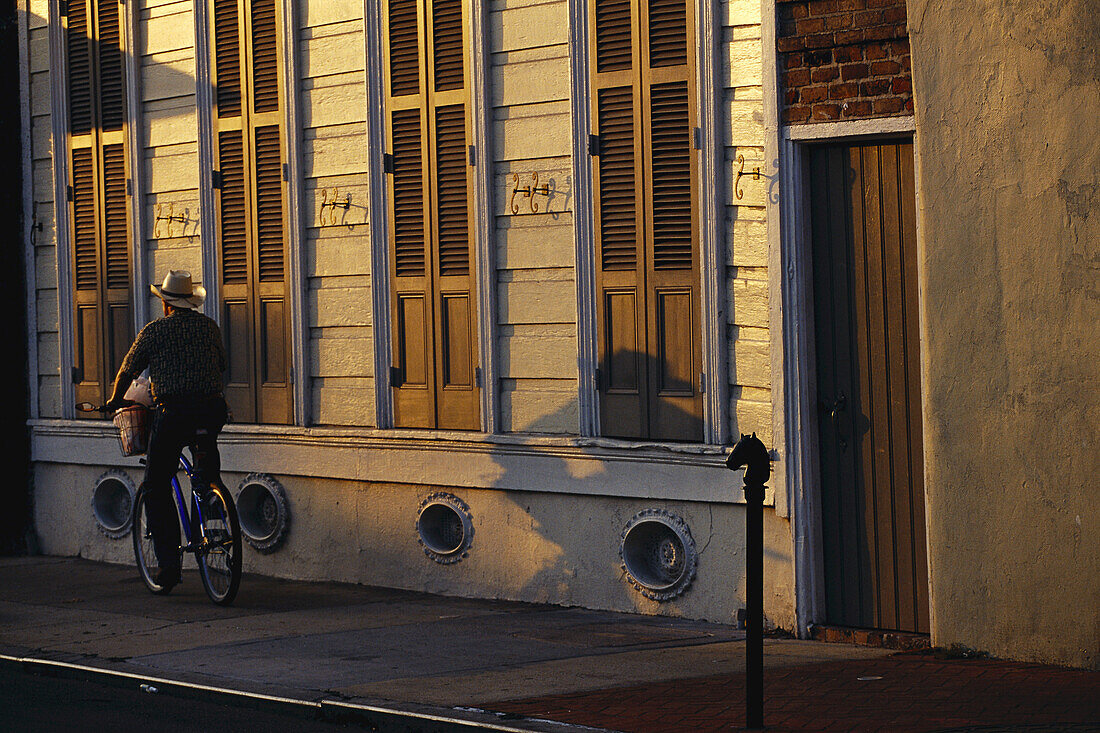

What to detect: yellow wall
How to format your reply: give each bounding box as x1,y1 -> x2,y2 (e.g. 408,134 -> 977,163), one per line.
908,0 -> 1099,669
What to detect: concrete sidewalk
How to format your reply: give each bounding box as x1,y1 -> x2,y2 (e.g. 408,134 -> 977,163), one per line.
1,557 -> 1096,731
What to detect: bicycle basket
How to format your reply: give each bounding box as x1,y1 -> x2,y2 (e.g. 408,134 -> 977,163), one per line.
113,405 -> 151,456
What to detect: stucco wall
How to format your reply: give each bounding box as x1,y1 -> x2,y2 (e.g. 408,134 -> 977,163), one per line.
907,0 -> 1099,668
34,461 -> 796,630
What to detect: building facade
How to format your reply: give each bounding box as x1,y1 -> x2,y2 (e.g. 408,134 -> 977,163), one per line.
18,0 -> 1097,668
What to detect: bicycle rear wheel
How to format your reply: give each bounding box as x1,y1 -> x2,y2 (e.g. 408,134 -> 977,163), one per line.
195,484 -> 242,605
131,490 -> 176,595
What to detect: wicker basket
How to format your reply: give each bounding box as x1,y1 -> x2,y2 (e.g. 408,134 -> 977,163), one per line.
113,405 -> 151,457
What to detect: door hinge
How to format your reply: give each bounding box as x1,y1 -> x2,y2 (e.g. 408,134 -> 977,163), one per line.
693,127 -> 702,151
287,366 -> 294,385
212,170 -> 223,189
125,178 -> 132,196
474,366 -> 482,387
593,367 -> 601,391
468,145 -> 476,166
282,163 -> 289,182
71,366 -> 80,383
389,365 -> 401,386
587,134 -> 600,157
383,153 -> 394,174
700,372 -> 706,393
66,185 -> 73,201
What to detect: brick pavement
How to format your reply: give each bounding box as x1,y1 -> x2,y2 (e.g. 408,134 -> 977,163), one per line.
491,650 -> 1100,732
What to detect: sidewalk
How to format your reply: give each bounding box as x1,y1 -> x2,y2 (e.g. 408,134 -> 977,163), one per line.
1,556 -> 1096,732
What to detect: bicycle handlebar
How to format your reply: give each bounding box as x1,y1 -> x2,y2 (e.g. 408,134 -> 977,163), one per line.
75,400 -> 142,415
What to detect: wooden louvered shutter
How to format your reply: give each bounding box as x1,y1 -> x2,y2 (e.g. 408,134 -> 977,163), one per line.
384,0 -> 479,430
68,0 -> 133,411
590,0 -> 701,441
213,0 -> 291,424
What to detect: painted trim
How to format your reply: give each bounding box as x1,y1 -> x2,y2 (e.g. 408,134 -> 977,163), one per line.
469,0 -> 498,433
572,0 -> 598,435
785,115 -> 915,142
31,420 -> 785,506
779,136 -> 825,639
762,0 -> 790,518
279,0 -> 309,426
567,0 -> 598,436
19,0 -> 39,420
121,0 -> 147,329
363,0 -> 392,429
763,0 -> 823,638
194,0 -> 218,320
47,0 -> 74,419
696,0 -> 726,446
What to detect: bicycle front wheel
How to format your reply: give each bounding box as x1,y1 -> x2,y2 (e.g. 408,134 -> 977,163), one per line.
195,484 -> 242,605
132,490 -> 176,595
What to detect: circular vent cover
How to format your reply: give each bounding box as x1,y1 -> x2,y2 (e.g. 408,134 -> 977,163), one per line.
235,473 -> 290,553
91,469 -> 136,539
620,509 -> 698,601
416,493 -> 474,564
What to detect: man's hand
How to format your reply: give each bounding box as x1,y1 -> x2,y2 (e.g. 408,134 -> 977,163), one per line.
106,370 -> 137,413
104,397 -> 130,413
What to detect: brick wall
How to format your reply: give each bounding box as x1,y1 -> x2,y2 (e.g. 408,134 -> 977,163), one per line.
777,0 -> 913,124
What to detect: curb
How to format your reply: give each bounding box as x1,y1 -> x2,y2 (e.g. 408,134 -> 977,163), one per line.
0,654 -> 615,733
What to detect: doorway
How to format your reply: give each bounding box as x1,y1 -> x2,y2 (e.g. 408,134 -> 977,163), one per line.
808,139 -> 929,633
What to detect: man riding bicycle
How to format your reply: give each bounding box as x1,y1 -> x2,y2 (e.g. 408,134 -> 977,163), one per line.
106,270 -> 228,592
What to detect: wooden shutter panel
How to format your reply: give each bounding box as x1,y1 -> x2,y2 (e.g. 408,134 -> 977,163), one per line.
71,149 -> 98,291
218,131 -> 248,283
69,1 -> 134,410
214,0 -> 242,116
644,3 -> 700,440
386,0 -> 479,430
595,85 -> 646,437
391,110 -> 425,278
594,0 -> 632,72
96,0 -> 124,131
217,128 -> 254,422
71,147 -> 100,405
592,0 -> 701,441
102,143 -> 131,378
431,0 -> 463,92
388,0 -> 420,97
253,124 -> 289,423
66,0 -> 93,136
250,0 -> 279,114
432,102 -> 478,428
389,105 -> 433,426
254,125 -> 284,281
647,0 -> 686,68
213,0 -> 290,425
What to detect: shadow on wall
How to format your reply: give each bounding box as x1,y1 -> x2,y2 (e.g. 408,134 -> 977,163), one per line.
441,349 -> 792,626
2,0 -> 30,554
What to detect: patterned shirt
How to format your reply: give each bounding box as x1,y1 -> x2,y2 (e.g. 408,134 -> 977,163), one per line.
119,308 -> 227,401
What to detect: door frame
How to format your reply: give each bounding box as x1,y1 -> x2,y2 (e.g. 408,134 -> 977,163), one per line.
771,115 -> 926,636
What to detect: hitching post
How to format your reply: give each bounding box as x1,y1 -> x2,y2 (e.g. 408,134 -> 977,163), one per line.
726,432 -> 770,730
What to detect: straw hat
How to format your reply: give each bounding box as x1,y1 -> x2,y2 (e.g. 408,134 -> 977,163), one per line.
150,270 -> 206,309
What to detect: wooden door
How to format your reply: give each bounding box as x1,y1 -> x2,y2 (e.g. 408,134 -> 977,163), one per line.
810,140 -> 929,633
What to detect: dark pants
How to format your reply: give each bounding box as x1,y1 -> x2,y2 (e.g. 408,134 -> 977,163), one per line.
141,395 -> 228,568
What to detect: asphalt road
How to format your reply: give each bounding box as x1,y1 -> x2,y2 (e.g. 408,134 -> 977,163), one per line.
0,664 -> 363,733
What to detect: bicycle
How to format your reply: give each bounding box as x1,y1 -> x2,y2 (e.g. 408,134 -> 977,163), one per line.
76,401 -> 243,605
